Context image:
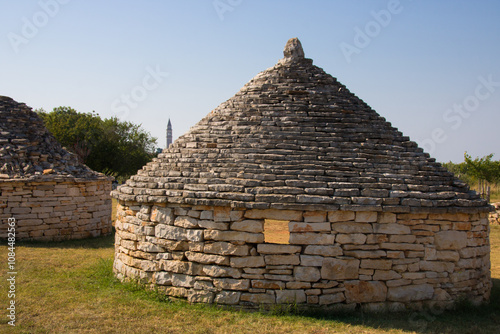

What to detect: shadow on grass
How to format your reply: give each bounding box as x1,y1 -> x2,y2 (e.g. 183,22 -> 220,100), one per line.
14,233 -> 115,249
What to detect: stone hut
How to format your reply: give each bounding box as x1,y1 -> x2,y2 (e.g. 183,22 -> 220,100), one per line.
0,96 -> 113,241
112,38 -> 491,311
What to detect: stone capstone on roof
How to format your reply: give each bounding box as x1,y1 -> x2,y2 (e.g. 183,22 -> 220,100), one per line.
0,96 -> 107,181
112,38 -> 490,213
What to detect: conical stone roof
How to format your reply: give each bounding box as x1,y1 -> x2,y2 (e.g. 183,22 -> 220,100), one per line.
0,96 -> 106,180
113,38 -> 489,214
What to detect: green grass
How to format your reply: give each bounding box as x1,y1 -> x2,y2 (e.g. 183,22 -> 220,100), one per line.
1,228 -> 500,333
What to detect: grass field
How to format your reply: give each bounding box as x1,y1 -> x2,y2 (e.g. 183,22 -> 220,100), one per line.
1,227 -> 499,333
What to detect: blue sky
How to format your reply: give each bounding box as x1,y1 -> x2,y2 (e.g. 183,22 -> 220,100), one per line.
1,0 -> 499,163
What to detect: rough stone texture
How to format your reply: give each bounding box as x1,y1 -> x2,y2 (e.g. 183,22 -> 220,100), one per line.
489,204 -> 500,225
0,96 -> 104,179
0,96 -> 113,241
112,38 -> 491,310
111,39 -> 489,215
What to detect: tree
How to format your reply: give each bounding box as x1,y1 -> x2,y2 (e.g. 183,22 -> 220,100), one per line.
37,107 -> 157,182
463,153 -> 500,202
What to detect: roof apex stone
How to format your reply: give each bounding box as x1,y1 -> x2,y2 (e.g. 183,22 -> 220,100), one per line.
282,37 -> 305,61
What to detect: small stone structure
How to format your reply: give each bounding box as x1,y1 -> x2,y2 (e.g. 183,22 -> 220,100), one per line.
0,96 -> 112,241
112,38 -> 491,311
489,203 -> 500,225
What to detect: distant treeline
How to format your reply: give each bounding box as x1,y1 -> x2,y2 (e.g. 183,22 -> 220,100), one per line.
442,153 -> 500,202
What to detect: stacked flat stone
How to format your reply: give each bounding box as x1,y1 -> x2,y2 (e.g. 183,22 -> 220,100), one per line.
489,203 -> 500,225
112,38 -> 491,310
0,96 -> 101,179
0,96 -> 112,241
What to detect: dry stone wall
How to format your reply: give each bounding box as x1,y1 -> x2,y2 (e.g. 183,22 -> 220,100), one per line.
1,177 -> 112,241
489,203 -> 500,225
113,202 -> 491,311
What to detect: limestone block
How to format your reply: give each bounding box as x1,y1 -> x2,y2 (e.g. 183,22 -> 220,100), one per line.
433,288 -> 452,301
160,260 -> 202,275
137,242 -> 164,253
429,213 -> 470,221
450,271 -> 470,283
373,223 -> 410,235
300,255 -> 324,267
289,222 -> 330,232
321,258 -> 360,280
294,266 -> 321,282
361,259 -> 392,270
336,233 -> 367,245
257,244 -> 301,254
214,207 -> 231,222
453,222 -> 472,230
174,207 -> 189,216
204,242 -> 250,256
240,292 -> 275,304
171,273 -> 195,288
436,250 -> 460,262
230,256 -> 265,268
198,220 -> 229,230
319,292 -> 346,305
355,212 -> 378,223
387,284 -> 434,302
458,247 -> 477,259
162,286 -> 188,298
305,288 -> 321,296
230,220 -> 264,233
213,278 -> 250,291
377,213 -> 397,224
264,255 -> 300,266
380,243 -> 424,251
287,282 -> 312,289
200,210 -> 214,220
303,245 -> 342,257
328,211 -> 355,222
230,210 -> 244,221
204,230 -> 264,243
156,239 -> 189,251
188,242 -> 204,252
151,207 -> 174,224
343,250 -> 386,259
457,258 -> 482,269
373,270 -> 402,281
263,274 -> 293,281
251,280 -> 286,289
389,235 -> 416,243
215,291 -> 241,305
434,231 -> 467,250
289,232 -> 334,245
332,222 -> 372,233
244,209 -> 302,221
155,225 -> 203,242
154,271 -> 172,285
185,251 -> 229,265
303,211 -> 327,223
276,290 -> 306,304
202,265 -> 242,278
174,216 -> 199,229
344,280 -> 387,303
187,290 -> 214,304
